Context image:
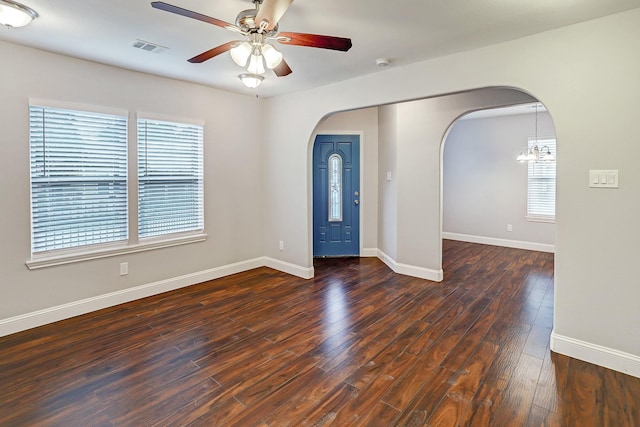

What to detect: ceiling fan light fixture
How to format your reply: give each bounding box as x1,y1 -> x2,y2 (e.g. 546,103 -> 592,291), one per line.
239,73 -> 263,89
247,50 -> 265,75
261,43 -> 283,69
0,0 -> 38,28
230,41 -> 252,67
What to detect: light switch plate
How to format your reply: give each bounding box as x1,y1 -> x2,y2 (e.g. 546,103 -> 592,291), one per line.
589,170 -> 618,188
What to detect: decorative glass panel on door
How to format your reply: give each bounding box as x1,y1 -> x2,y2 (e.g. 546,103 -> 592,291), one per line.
328,154 -> 342,222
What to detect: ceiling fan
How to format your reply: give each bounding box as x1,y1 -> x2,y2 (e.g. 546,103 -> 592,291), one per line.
151,0 -> 353,87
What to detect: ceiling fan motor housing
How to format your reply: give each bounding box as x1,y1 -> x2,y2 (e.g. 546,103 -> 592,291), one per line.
235,9 -> 256,30
236,7 -> 278,35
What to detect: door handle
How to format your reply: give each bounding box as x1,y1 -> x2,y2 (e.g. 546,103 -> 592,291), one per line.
354,200 -> 359,205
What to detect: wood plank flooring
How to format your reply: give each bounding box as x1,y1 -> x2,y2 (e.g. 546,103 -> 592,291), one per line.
1,240 -> 639,426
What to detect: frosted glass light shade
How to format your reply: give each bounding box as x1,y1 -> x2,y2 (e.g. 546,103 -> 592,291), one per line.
247,53 -> 265,75
239,74 -> 263,88
0,0 -> 38,28
261,43 -> 283,69
230,41 -> 252,67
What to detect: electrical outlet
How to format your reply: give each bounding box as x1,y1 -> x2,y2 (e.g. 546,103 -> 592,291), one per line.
120,262 -> 128,276
279,240 -> 284,251
507,224 -> 513,232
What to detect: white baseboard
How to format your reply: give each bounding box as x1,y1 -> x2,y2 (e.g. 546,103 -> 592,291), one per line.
377,250 -> 443,282
361,248 -> 378,257
377,249 -> 397,273
442,232 -> 555,253
551,331 -> 640,379
0,256 -> 312,338
263,257 -> 314,279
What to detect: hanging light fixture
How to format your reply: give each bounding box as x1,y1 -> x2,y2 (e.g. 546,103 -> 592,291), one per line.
246,45 -> 266,75
230,41 -> 252,67
261,43 -> 283,69
238,73 -> 264,88
518,144 -> 555,163
0,0 -> 38,28
516,151 -> 528,162
229,33 -> 283,80
517,103 -> 555,163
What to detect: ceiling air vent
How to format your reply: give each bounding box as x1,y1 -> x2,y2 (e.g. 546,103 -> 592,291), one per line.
131,39 -> 168,54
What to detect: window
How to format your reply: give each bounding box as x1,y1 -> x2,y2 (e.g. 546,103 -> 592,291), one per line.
328,154 -> 342,222
527,138 -> 556,221
29,105 -> 128,254
137,118 -> 204,238
27,102 -> 207,268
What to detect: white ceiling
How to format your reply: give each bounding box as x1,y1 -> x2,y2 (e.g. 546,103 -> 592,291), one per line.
2,0 -> 640,98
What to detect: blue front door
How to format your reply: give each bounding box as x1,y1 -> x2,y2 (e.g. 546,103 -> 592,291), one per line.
313,134 -> 360,257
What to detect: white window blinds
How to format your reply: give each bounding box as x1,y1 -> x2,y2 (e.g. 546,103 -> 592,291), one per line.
527,138 -> 556,220
29,105 -> 128,254
137,118 -> 204,239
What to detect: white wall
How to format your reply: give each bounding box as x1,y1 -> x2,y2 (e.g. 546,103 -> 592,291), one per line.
312,108 -> 379,254
0,41 -> 264,325
377,89 -> 537,279
443,111 -> 556,249
262,9 -> 640,375
377,105 -> 399,260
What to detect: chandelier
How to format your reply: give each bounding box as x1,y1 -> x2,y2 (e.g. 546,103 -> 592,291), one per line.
516,103 -> 556,163
517,144 -> 555,163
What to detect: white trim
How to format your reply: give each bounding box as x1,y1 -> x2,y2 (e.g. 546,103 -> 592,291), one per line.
526,215 -> 556,224
29,97 -> 128,118
442,232 -> 555,253
377,249 -> 397,272
377,249 -> 443,282
26,233 -> 208,269
1,257 -> 264,338
551,331 -> 640,379
136,111 -> 205,127
263,257 -> 314,279
361,248 -> 378,257
3,256 -> 314,337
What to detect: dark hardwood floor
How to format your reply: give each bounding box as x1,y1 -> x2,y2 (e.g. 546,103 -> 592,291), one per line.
1,240 -> 639,426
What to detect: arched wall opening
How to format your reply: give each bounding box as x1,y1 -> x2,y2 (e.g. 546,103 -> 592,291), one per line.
307,87 -> 546,281
440,103 -> 557,268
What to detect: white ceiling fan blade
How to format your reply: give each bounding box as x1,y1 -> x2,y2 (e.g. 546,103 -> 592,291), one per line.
255,0 -> 293,31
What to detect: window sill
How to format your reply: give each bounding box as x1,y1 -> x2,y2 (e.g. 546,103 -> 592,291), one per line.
26,233 -> 207,270
526,215 -> 556,224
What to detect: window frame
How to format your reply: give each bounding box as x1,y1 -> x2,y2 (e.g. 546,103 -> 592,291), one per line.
26,101 -> 207,270
136,114 -> 205,241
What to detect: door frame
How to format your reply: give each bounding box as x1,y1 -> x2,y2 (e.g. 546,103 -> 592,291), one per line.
310,131 -> 365,260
